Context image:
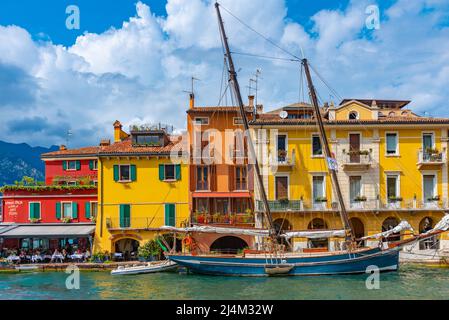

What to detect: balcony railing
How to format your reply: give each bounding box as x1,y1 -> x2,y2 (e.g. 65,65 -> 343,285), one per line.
342,152 -> 373,170
418,150 -> 446,166
191,213 -> 255,226
255,198 -> 449,212
269,150 -> 295,167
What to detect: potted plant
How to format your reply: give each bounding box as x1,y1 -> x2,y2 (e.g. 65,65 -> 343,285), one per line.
196,213 -> 205,224
315,196 -> 328,203
354,195 -> 367,202
212,213 -> 221,223
278,149 -> 287,160
427,195 -> 440,202
138,240 -> 161,261
425,147 -> 439,155
278,197 -> 289,205
90,216 -> 97,223
61,217 -> 72,223
29,218 -> 41,223
388,196 -> 403,202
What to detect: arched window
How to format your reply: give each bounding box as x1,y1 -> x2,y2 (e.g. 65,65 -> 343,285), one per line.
348,111 -> 359,120
382,217 -> 400,242
349,217 -> 365,247
307,218 -> 328,249
419,217 -> 439,250
388,111 -> 396,117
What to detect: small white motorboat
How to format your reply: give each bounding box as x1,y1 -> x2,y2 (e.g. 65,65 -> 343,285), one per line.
15,265 -> 39,272
111,260 -> 177,275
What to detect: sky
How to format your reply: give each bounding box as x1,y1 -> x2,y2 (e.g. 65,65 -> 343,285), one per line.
1,0 -> 449,148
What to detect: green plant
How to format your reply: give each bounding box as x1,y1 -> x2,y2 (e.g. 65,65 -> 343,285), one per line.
0,185 -> 97,193
388,196 -> 403,202
354,195 -> 367,202
29,218 -> 41,223
278,197 -> 289,205
138,239 -> 162,260
314,196 -> 327,202
61,217 -> 72,223
427,195 -> 440,201
425,147 -> 439,154
90,216 -> 97,223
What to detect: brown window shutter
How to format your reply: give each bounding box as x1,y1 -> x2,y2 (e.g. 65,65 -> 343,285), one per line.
275,176 -> 288,200
190,165 -> 196,191
228,165 -> 235,191
247,164 -> 254,191
210,165 -> 217,191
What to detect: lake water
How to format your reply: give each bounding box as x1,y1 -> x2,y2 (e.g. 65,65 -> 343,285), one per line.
1,265 -> 448,300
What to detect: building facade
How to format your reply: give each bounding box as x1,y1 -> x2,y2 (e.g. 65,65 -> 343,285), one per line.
93,121 -> 190,257
251,99 -> 449,252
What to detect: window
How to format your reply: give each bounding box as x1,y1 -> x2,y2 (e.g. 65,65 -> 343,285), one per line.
119,165 -> 130,181
349,176 -> 362,205
312,134 -> 322,156
62,202 -> 73,218
423,133 -> 434,150
235,166 -> 247,190
159,164 -> 181,181
89,160 -> 98,170
275,176 -> 289,200
165,204 -> 176,227
387,175 -> 399,201
423,175 -> 436,202
29,202 -> 41,220
164,164 -> 175,180
196,166 -> 209,190
194,117 -> 209,125
234,198 -> 250,214
195,198 -> 209,213
215,199 -> 229,214
349,111 -> 358,120
133,134 -> 160,146
277,134 -> 287,162
386,133 -> 398,155
312,176 -> 325,202
64,160 -> 80,171
86,201 -> 98,219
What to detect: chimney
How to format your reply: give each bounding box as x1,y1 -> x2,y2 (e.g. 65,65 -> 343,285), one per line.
248,95 -> 255,107
60,145 -> 67,151
100,139 -> 111,146
113,120 -> 123,143
189,93 -> 195,109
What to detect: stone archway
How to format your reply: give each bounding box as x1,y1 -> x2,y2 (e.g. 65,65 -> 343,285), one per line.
349,217 -> 365,246
307,218 -> 329,249
419,217 -> 439,250
210,236 -> 249,254
382,217 -> 400,242
114,238 -> 140,260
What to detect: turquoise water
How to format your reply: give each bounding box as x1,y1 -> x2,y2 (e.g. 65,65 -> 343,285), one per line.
1,265 -> 448,300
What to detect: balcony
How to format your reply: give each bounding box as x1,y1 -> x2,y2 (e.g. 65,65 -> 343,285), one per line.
417,150 -> 446,169
256,199 -> 334,212
269,149 -> 295,169
341,151 -> 373,171
191,212 -> 255,227
346,197 -> 447,211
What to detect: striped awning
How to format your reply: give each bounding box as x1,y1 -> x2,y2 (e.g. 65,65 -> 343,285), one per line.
0,224 -> 96,238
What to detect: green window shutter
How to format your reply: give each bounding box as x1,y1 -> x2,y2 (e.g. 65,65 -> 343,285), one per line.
130,165 -> 137,181
30,203 -> 35,219
175,164 -> 181,181
85,202 -> 91,219
62,161 -> 67,171
159,164 -> 165,181
72,202 -> 78,219
89,160 -> 93,170
165,204 -> 176,227
120,204 -> 130,228
56,202 -> 61,220
113,165 -> 119,182
35,203 -> 41,219
76,160 -> 81,170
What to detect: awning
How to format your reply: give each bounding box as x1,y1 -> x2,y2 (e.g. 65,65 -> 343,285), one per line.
0,224 -> 96,238
192,192 -> 251,198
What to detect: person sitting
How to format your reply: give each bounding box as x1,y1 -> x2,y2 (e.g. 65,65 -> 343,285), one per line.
51,249 -> 62,263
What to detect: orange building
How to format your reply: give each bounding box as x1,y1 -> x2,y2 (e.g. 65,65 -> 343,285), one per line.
186,94 -> 261,252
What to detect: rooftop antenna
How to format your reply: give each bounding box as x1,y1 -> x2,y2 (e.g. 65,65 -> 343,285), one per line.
183,76 -> 201,96
66,129 -> 73,148
253,68 -> 262,106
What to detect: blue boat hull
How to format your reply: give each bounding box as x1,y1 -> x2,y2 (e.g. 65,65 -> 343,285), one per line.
168,247 -> 399,276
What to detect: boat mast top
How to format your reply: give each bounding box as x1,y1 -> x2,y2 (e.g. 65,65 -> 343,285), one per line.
215,2 -> 277,240
302,59 -> 355,242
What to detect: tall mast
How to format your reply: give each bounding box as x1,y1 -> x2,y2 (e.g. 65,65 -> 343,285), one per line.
302,59 -> 355,242
215,3 -> 276,239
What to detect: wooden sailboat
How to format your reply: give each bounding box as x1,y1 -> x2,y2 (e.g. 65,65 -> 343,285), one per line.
166,2 -> 449,276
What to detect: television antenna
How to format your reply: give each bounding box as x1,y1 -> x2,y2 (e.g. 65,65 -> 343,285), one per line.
183,76 -> 201,96
66,129 -> 73,147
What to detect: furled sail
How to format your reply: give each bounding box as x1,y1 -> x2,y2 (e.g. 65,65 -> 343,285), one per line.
159,225 -> 270,237
281,229 -> 347,239
359,220 -> 414,240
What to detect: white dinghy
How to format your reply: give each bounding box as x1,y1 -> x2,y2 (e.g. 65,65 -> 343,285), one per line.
111,260 -> 177,276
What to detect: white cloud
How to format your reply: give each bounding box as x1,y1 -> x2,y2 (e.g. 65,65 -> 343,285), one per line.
0,0 -> 449,147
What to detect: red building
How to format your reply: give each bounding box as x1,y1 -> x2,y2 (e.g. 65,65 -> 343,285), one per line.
0,145 -> 99,254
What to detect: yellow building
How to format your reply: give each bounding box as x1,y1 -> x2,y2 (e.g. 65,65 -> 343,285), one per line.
251,99 -> 449,252
93,121 -> 189,256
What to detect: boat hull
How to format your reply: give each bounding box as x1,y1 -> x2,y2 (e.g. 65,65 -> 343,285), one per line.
167,247 -> 399,276
111,261 -> 177,275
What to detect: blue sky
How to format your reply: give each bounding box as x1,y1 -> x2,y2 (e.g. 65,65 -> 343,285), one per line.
0,0 -> 449,147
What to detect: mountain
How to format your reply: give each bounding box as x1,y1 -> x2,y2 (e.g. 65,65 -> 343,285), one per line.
0,140 -> 59,186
